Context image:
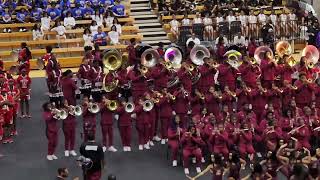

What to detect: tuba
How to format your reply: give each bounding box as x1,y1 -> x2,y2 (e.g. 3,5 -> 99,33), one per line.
107,100 -> 118,111
69,105 -> 83,116
254,46 -> 274,65
190,45 -> 210,66
102,74 -> 119,93
301,45 -> 319,69
88,103 -> 100,113
276,41 -> 298,67
224,50 -> 242,69
125,102 -> 135,113
143,100 -> 154,112
141,48 -> 160,68
164,46 -> 183,68
102,49 -> 123,72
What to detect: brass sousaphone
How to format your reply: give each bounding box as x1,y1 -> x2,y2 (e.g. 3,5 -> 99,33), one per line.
102,49 -> 122,92
254,46 -> 274,65
276,41 -> 298,67
141,48 -> 160,68
301,45 -> 319,69
224,50 -> 242,69
164,45 -> 183,69
190,45 -> 210,66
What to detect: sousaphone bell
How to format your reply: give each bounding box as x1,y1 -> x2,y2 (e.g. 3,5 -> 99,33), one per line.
276,41 -> 297,67
224,50 -> 242,69
102,49 -> 123,72
302,45 -> 319,69
164,46 -> 183,69
254,46 -> 274,65
190,45 -> 210,66
141,48 -> 160,68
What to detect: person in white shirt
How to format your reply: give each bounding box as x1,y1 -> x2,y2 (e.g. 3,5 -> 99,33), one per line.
51,21 -> 66,47
91,10 -> 104,27
248,10 -> 258,38
63,12 -> 76,38
269,10 -> 279,36
90,20 -> 99,36
280,9 -> 288,37
32,23 -> 44,41
41,12 -> 51,40
233,33 -> 246,48
186,33 -> 200,47
203,13 -> 214,41
108,25 -> 120,45
288,10 -> 297,36
83,28 -> 93,47
181,14 -> 191,27
238,10 -> 248,36
193,13 -> 203,25
112,18 -> 122,35
104,11 -> 114,28
169,14 -> 180,41
226,11 -> 236,24
216,12 -> 224,32
215,35 -> 228,46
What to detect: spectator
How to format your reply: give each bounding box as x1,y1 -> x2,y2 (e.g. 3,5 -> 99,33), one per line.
83,28 -> 93,48
72,4 -> 84,20
108,25 -> 120,45
233,33 -> 246,49
47,3 -> 61,21
75,0 -> 86,7
112,0 -> 125,17
83,2 -> 94,19
64,11 -> 76,30
2,8 -> 12,33
226,10 -> 236,24
90,20 -> 99,36
181,14 -> 191,27
104,11 -> 114,28
203,13 -> 214,41
56,167 -> 69,180
104,0 -> 115,9
112,18 -> 122,35
59,0 -> 71,10
30,6 -> 42,22
41,12 -> 51,39
32,23 -> 44,41
16,8 -> 29,32
169,14 -> 179,41
93,26 -> 107,46
186,33 -> 200,47
51,21 -> 67,46
92,9 -> 104,27
238,10 -> 248,36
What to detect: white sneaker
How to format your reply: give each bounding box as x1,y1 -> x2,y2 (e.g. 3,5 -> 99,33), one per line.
3,28 -> 6,33
196,167 -> 201,173
192,157 -> 196,164
70,150 -> 77,156
108,146 -> 118,152
103,146 -> 107,152
149,141 -> 154,146
64,150 -> 69,157
184,168 -> 190,175
172,160 -> 177,167
161,139 -> 166,145
166,139 -> 168,142
123,147 -> 128,152
127,147 -> 131,151
139,145 -> 143,150
201,157 -> 205,163
52,154 -> 58,160
47,155 -> 53,161
8,29 -> 11,33
153,136 -> 161,141
144,144 -> 150,150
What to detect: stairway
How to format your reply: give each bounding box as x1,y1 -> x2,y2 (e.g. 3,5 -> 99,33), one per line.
130,0 -> 171,47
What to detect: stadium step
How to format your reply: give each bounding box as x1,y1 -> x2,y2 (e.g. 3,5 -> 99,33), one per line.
139,28 -> 165,32
133,14 -> 158,20
144,39 -> 171,46
130,11 -> 154,16
130,0 -> 149,4
136,23 -> 162,28
131,3 -> 150,8
141,31 -> 167,37
135,19 -> 160,24
131,7 -> 151,12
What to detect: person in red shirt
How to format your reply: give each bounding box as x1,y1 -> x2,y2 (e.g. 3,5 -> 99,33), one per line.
46,57 -> 63,107
16,69 -> 31,118
7,77 -> 19,136
81,96 -> 97,141
247,37 -> 257,57
294,72 -> 315,108
41,45 -> 55,68
17,42 -> 32,74
0,88 -> 14,144
158,88 -> 174,144
209,121 -> 229,158
61,100 -> 77,157
127,38 -> 138,66
77,57 -> 92,97
260,51 -> 277,89
89,60 -> 103,102
60,70 -> 77,106
168,115 -> 184,167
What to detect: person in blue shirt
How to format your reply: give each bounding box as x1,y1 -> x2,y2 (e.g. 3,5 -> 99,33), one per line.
59,0 -> 71,9
112,0 -> 125,17
47,3 -> 61,21
30,7 -> 42,22
72,4 -> 84,20
91,0 -> 100,8
2,0 -> 17,11
16,8 -> 29,32
76,0 -> 86,7
83,2 -> 94,19
93,26 -> 107,46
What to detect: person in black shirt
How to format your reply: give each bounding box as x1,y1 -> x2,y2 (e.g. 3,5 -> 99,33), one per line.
56,168 -> 69,180
80,133 -> 104,180
307,21 -> 320,46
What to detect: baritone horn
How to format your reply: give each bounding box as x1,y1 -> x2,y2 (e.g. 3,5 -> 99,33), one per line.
301,45 -> 319,69
125,102 -> 135,113
190,45 -> 210,66
141,48 -> 160,67
107,100 -> 118,111
88,103 -> 100,113
102,49 -> 123,71
143,100 -> 154,112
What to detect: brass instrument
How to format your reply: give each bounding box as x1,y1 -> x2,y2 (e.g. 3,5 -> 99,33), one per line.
254,46 -> 274,65
288,125 -> 305,134
151,90 -> 163,98
52,108 -> 68,120
68,105 -> 83,116
141,48 -> 160,67
302,45 -> 319,69
125,102 -> 135,113
88,102 -> 100,113
107,100 -> 118,111
196,91 -> 205,100
276,41 -> 298,67
102,74 -> 119,93
143,100 -> 154,112
164,46 -> 183,68
209,87 -> 222,99
258,84 -> 267,93
102,49 -> 123,71
224,50 -> 242,69
139,66 -> 148,76
190,45 -> 210,66
161,61 -> 173,70
182,88 -> 189,97
165,92 -> 176,100
226,89 -> 237,98
184,63 -> 195,72
272,84 -> 284,93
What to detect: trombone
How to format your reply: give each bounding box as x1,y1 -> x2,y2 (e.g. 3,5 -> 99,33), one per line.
164,91 -> 176,101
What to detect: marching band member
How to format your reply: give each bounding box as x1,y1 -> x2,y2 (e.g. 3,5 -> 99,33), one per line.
116,99 -> 133,152
205,86 -> 222,116
168,115 -> 184,167
181,125 -> 204,174
127,38 -> 138,66
190,89 -> 203,117
61,70 -> 77,106
128,64 -> 150,102
89,60 -> 103,102
198,57 -> 216,93
280,109 -> 295,142
145,92 -> 157,146
42,102 -> 59,160
46,57 -> 63,108
77,56 -> 92,97
17,42 -> 32,74
238,56 -> 261,88
173,85 -> 190,127
263,120 -> 282,152
135,98 -> 151,150
100,95 -> 117,152
177,62 -> 194,93
62,100 -> 77,157
41,46 -> 55,69
260,51 -> 277,89
238,121 -> 255,163
217,60 -> 239,91
291,117 -> 311,149
16,69 -> 31,118
209,121 -> 229,158
159,88 -> 174,144
151,60 -> 169,91
82,96 -> 97,141
225,113 -> 240,146
7,76 -> 19,136
0,87 -> 14,144
294,72 -> 315,108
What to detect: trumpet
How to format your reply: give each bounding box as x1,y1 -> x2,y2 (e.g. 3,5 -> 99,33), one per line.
151,97 -> 160,103
125,102 -> 135,113
226,89 -> 237,98
161,61 -> 173,70
68,105 -> 83,116
164,92 -> 176,100
196,91 -> 205,100
139,66 -> 148,75
143,100 -> 154,112
151,90 -> 163,98
106,100 -> 118,111
272,84 -> 284,93
183,63 -> 195,74
258,85 -> 267,93
88,102 -> 100,114
52,108 -> 68,120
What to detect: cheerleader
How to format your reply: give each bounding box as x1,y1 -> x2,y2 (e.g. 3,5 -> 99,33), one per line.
269,10 -> 279,37
7,77 -> 19,136
238,10 -> 248,37
0,88 -> 14,144
288,10 -> 297,37
248,10 -> 258,38
16,69 -> 31,118
280,9 -> 288,38
169,14 -> 180,41
203,13 -> 214,41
